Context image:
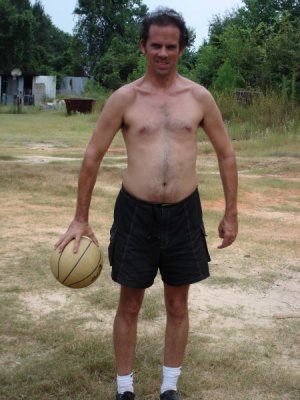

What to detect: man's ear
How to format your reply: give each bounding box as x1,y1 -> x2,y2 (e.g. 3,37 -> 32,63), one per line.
140,39 -> 146,55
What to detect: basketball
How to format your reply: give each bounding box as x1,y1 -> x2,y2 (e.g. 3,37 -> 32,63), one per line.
50,236 -> 103,288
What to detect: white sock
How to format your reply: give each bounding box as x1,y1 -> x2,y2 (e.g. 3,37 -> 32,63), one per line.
117,372 -> 134,394
160,365 -> 182,394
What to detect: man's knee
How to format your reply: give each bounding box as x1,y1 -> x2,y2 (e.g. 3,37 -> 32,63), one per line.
120,298 -> 143,316
164,284 -> 189,320
165,297 -> 188,320
117,287 -> 145,318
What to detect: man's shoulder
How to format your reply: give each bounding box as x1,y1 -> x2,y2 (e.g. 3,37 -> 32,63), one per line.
180,76 -> 211,96
111,79 -> 142,102
179,76 -> 211,99
101,81 -> 141,115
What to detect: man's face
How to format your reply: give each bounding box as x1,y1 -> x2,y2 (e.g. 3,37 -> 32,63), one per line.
141,24 -> 184,76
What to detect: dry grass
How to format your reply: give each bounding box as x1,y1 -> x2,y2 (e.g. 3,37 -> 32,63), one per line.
0,111 -> 299,399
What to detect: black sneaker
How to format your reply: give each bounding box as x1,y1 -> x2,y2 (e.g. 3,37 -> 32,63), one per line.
160,390 -> 180,400
116,392 -> 135,400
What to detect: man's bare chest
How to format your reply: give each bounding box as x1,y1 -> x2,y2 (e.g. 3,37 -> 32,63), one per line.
123,95 -> 203,136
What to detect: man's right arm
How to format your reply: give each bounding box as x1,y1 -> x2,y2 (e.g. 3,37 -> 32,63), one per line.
55,86 -> 133,253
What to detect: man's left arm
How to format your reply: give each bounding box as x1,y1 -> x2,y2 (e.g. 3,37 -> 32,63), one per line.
216,151 -> 238,248
200,89 -> 238,248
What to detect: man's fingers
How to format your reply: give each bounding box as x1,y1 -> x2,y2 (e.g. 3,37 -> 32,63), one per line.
218,238 -> 232,249
56,236 -> 72,253
73,235 -> 82,254
58,234 -> 97,254
54,236 -> 71,252
55,231 -> 77,253
90,233 -> 99,247
54,237 -> 63,250
218,233 -> 236,249
54,222 -> 98,254
217,216 -> 238,249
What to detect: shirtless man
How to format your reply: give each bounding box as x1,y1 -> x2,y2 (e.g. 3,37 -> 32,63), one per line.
56,8 -> 238,400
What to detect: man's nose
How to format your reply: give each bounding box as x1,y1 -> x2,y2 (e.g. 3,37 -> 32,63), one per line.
158,46 -> 168,57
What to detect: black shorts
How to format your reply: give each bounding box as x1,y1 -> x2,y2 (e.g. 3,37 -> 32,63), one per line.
108,186 -> 210,288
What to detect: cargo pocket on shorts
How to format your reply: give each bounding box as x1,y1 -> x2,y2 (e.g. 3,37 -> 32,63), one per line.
108,224 -> 118,266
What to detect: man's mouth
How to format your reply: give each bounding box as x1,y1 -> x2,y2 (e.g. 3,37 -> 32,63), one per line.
156,60 -> 169,66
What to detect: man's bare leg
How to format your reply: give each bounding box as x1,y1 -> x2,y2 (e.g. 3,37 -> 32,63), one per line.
163,283 -> 190,367
160,283 -> 189,396
113,285 -> 145,375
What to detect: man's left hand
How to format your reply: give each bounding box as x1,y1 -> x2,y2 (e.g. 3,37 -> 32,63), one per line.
217,214 -> 238,249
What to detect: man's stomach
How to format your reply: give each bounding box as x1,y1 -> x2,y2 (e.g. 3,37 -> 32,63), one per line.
121,164 -> 198,203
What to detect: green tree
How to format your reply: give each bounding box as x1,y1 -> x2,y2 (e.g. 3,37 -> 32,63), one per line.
238,0 -> 280,29
96,34 -> 140,89
193,0 -> 300,100
212,58 -> 243,92
74,0 -> 148,84
177,28 -> 197,79
0,0 -> 36,73
0,0 -> 78,77
264,12 -> 300,99
192,44 -> 221,87
31,1 -> 75,76
128,53 -> 146,82
9,0 -> 31,11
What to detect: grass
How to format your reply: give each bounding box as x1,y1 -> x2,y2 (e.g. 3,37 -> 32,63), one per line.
204,269 -> 279,290
141,290 -> 165,320
0,110 -> 299,399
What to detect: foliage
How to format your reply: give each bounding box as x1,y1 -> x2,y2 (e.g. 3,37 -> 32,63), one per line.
73,0 -> 148,88
96,34 -> 140,90
177,47 -> 197,80
200,0 -> 300,101
1,0 -> 300,101
212,59 -> 244,92
128,54 -> 146,82
212,90 -> 300,135
0,0 -> 77,77
192,44 -> 221,87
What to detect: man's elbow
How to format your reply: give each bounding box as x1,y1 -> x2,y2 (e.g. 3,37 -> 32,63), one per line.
82,149 -> 103,173
84,146 -> 105,165
218,150 -> 236,165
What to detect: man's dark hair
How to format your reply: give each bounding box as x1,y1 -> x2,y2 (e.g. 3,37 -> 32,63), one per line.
140,7 -> 189,49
